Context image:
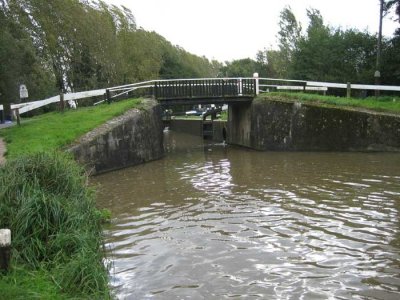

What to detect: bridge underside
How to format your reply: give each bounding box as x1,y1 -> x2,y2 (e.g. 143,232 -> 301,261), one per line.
158,96 -> 254,106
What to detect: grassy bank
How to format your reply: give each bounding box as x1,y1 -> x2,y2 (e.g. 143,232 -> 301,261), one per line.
259,93 -> 400,114
0,152 -> 110,299
0,98 -> 142,159
0,99 -> 144,298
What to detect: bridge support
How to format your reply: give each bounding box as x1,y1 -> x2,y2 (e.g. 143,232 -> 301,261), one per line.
227,102 -> 252,147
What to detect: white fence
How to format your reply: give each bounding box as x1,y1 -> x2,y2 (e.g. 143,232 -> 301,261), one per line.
258,77 -> 400,93
0,88 -> 107,114
1,77 -> 400,116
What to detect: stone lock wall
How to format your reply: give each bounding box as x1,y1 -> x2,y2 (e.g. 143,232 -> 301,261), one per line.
68,100 -> 164,175
228,98 -> 400,152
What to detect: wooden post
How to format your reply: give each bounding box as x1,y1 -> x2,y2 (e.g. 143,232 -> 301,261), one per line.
374,70 -> 381,97
346,82 -> 351,98
0,229 -> 11,273
106,89 -> 111,104
59,92 -> 65,112
16,109 -> 20,126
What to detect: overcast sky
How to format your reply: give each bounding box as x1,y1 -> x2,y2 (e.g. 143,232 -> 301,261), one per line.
106,0 -> 398,62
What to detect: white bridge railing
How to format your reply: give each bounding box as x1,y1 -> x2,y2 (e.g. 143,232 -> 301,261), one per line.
1,77 -> 400,116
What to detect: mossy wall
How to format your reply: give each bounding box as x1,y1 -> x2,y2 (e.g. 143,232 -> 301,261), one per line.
69,100 -> 164,174
228,99 -> 400,152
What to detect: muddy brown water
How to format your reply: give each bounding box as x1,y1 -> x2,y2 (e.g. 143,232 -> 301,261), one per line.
93,130 -> 400,299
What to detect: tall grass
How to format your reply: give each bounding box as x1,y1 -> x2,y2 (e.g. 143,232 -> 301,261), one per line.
259,92 -> 400,114
0,152 -> 110,298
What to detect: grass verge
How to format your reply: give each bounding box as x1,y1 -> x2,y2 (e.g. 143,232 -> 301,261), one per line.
0,151 -> 110,299
0,266 -> 68,300
0,100 -> 143,298
258,92 -> 400,114
0,98 -> 142,159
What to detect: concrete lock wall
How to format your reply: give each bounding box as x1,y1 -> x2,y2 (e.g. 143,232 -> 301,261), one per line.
228,98 -> 400,152
69,100 -> 164,175
227,102 -> 252,147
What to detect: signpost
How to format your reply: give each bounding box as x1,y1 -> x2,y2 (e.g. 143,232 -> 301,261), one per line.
17,84 -> 29,126
19,84 -> 28,100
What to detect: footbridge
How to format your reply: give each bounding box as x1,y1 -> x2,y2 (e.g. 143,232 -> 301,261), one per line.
153,78 -> 257,105
104,78 -> 258,106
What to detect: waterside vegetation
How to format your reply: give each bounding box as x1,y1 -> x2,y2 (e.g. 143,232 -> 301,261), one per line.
0,152 -> 110,299
0,99 -> 144,299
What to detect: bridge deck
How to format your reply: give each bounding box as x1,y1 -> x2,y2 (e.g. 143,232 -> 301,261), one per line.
155,78 -> 256,104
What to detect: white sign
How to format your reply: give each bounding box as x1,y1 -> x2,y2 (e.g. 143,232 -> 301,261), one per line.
19,84 -> 28,99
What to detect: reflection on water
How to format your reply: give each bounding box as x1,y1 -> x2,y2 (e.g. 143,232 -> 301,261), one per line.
93,131 -> 400,299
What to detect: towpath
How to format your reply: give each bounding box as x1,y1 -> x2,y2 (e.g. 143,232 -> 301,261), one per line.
0,138 -> 5,165
0,122 -> 14,164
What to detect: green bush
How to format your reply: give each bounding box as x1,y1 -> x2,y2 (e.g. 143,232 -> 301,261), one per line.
0,152 -> 109,298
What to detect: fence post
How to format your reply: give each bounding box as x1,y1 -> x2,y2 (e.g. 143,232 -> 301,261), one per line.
253,73 -> 259,95
106,89 -> 111,104
374,70 -> 381,97
346,82 -> 351,98
16,109 -> 21,126
0,229 -> 11,273
59,92 -> 65,112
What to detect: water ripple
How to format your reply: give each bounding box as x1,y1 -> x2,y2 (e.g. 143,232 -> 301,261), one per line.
93,137 -> 400,299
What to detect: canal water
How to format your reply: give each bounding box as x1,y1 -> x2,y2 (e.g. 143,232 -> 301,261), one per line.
93,130 -> 400,299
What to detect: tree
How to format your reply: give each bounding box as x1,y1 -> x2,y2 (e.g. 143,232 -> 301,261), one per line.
382,1 -> 400,84
0,5 -> 56,107
254,49 -> 282,78
1,0 -> 219,107
290,9 -> 332,80
290,9 -> 376,83
385,0 -> 400,35
220,59 -> 258,77
381,35 -> 400,84
276,6 -> 302,77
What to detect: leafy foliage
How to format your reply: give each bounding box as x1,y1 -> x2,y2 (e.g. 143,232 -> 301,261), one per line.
252,5 -> 400,87
385,0 -> 400,35
0,0 -> 216,105
291,18 -> 376,83
220,58 -> 258,77
0,7 -> 56,105
381,35 -> 400,84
